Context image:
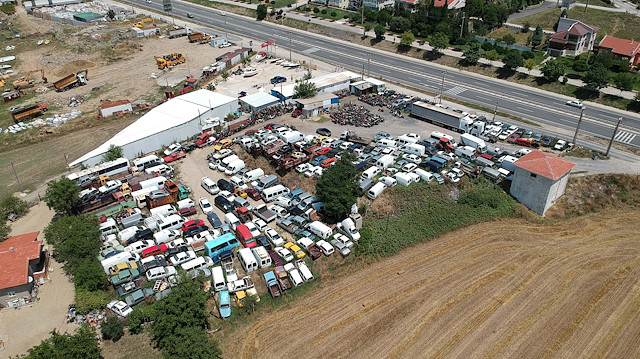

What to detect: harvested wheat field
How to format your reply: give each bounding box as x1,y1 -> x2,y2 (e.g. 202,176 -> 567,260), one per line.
225,210 -> 640,359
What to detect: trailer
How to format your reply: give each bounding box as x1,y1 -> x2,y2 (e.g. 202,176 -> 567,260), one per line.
167,26 -> 188,39
340,130 -> 372,146
79,192 -> 119,214
10,104 -> 47,123
411,101 -> 474,133
460,133 -> 487,153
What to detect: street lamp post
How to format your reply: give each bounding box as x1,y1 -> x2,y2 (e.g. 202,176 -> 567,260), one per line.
439,71 -> 446,104
492,100 -> 498,122
289,35 -> 292,61
572,106 -> 586,144
605,117 -> 623,157
367,52 -> 370,78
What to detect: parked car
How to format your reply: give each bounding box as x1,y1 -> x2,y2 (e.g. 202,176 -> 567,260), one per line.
316,240 -> 334,256
284,242 -> 305,259
179,206 -> 197,217
199,197 -> 213,214
331,238 -> 351,257
270,76 -> 286,84
316,128 -> 331,136
507,134 -> 521,144
541,136 -> 554,147
554,139 -> 567,150
207,213 -> 222,228
291,109 -> 302,118
182,219 -> 205,232
265,228 -> 285,247
111,268 -> 140,286
245,189 -> 262,201
251,218 -> 268,232
107,300 -> 133,317
146,266 -> 177,281
274,246 -> 294,262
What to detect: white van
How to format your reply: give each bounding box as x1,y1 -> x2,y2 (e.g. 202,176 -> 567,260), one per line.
361,166 -> 381,180
217,155 -> 239,172
145,214 -> 184,232
397,135 -> 419,146
288,268 -> 303,287
237,248 -> 258,272
367,182 -> 386,200
375,155 -> 394,169
153,229 -> 181,244
454,145 -> 476,159
230,176 -> 248,190
251,246 -> 271,268
430,131 -> 454,142
150,204 -> 177,218
145,164 -> 174,178
117,226 -> 139,244
407,172 -> 420,183
100,251 -> 140,274
274,196 -> 292,209
262,184 -> 290,202
225,159 -> 245,175
414,168 -> 434,182
394,172 -> 413,187
139,176 -> 167,190
376,138 -> 397,148
379,176 -> 397,187
201,176 -> 219,195
181,256 -> 214,271
256,174 -> 278,192
297,261 -> 314,281
242,168 -> 264,183
211,266 -> 226,292
100,218 -> 119,237
400,143 -> 426,157
176,198 -> 195,210
307,221 -> 333,240
224,213 -> 241,231
133,155 -> 162,172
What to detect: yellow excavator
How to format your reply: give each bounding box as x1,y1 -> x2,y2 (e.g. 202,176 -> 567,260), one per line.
134,18 -> 156,28
13,69 -> 47,90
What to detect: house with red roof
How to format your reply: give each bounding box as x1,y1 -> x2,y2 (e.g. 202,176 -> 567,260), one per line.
597,35 -> 640,66
547,18 -> 598,58
509,150 -> 575,216
0,232 -> 48,308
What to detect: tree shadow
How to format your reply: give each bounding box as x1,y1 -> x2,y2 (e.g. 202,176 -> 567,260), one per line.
574,86 -> 600,100
496,67 -> 517,79
369,38 -> 383,46
516,72 -> 528,80
423,51 -> 442,61
397,44 -> 411,53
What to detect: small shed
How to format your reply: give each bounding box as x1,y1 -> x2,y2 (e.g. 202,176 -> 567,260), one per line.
73,12 -> 104,23
210,36 -> 228,48
131,27 -> 160,38
216,52 -> 241,67
349,80 -> 374,96
234,48 -> 252,59
99,100 -> 133,117
509,150 -> 575,216
295,93 -> 339,118
240,92 -> 280,113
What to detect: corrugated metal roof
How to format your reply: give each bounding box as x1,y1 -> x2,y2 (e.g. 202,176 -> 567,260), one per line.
240,91 -> 279,108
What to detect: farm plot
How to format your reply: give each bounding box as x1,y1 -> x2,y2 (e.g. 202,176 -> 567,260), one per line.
223,210 -> 640,359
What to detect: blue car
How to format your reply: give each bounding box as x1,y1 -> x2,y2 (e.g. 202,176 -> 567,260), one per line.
270,76 -> 286,84
207,213 -> 222,229
310,155 -> 327,166
219,290 -> 231,318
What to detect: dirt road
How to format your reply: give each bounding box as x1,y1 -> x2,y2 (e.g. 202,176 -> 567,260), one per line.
0,204 -> 77,359
223,210 -> 640,359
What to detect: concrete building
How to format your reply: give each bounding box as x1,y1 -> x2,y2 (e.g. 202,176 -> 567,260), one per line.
99,100 -> 132,118
24,0 -> 81,11
0,232 -> 48,308
597,35 -> 640,66
271,72 -> 351,102
131,26 -> 160,38
328,0 -> 349,8
240,92 -> 280,113
70,90 -> 237,167
547,18 -> 598,57
509,150 -> 576,216
363,0 -> 394,9
295,93 -> 340,118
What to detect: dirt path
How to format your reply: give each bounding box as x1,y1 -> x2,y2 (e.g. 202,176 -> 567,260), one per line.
222,210 -> 640,359
0,204 -> 77,359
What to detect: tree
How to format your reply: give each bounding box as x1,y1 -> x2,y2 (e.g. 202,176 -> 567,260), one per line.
523,58 -> 536,74
500,34 -> 516,45
363,23 -> 372,36
315,152 -> 359,220
462,42 -> 481,65
374,24 -> 386,40
107,9 -> 115,20
103,144 -> 123,162
127,308 -> 146,335
0,222 -> 10,242
101,316 -> 124,342
503,51 -> 524,70
485,49 -> 499,61
635,92 -> 640,103
221,70 -> 229,81
294,72 -> 317,99
256,4 -> 267,20
44,214 -> 102,273
73,259 -> 108,292
389,16 -> 410,32
23,325 -> 100,359
584,64 -> 611,90
612,73 -> 634,94
430,32 -> 449,52
541,58 -> 566,82
43,177 -> 80,215
531,25 -> 543,47
522,21 -> 530,33
0,195 -> 28,219
399,31 -> 415,48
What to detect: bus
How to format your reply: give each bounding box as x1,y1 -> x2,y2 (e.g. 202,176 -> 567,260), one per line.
205,233 -> 239,263
67,157 -> 130,187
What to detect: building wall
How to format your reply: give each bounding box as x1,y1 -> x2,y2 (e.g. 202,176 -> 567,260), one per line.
544,172 -> 569,213
0,282 -> 34,308
510,167 -> 554,216
317,80 -> 350,94
100,103 -> 133,117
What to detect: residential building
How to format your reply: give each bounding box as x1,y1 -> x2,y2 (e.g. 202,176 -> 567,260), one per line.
363,0 -> 394,9
597,35 -> 640,66
509,150 -> 576,216
433,0 -> 466,9
547,18 -> 598,57
328,0 -> 349,8
0,232 -> 48,308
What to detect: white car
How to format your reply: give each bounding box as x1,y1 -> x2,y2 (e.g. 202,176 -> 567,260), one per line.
304,166 -> 317,178
219,190 -> 235,203
169,250 -> 196,266
401,163 -> 418,172
332,233 -> 353,249
107,300 -> 133,317
404,132 -> 420,140
274,246 -> 294,262
295,163 -> 310,173
164,143 -> 181,156
268,204 -> 289,219
554,139 -> 567,151
244,222 -> 261,237
330,238 -> 351,257
261,135 -> 278,146
313,167 -> 324,178
498,132 -> 510,141
315,240 -> 334,256
199,197 -> 213,214
566,100 -> 583,108
442,171 -> 460,184
146,266 -> 177,281
265,228 -> 284,247
218,42 -> 231,48
296,236 -> 314,250
251,218 -> 268,232
450,168 -> 464,178
98,180 -> 122,193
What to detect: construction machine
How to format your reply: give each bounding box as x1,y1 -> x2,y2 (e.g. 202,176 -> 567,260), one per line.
53,69 -> 88,92
13,69 -> 47,90
155,53 -> 186,70
134,18 -> 155,28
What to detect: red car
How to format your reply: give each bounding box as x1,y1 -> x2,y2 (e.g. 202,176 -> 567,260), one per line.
164,151 -> 186,163
314,147 -> 332,156
264,123 -> 276,130
196,133 -> 210,147
291,109 -> 302,118
507,134 -> 521,144
320,157 -> 337,168
182,219 -> 204,232
245,188 -> 262,201
179,206 -> 197,217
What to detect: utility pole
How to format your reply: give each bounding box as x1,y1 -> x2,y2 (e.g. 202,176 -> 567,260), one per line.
572,106 -> 586,144
10,161 -> 23,194
439,70 -> 446,104
605,117 -> 623,157
367,52 -> 370,78
289,35 -> 292,61
492,100 -> 498,122
584,0 -> 589,12
460,11 -> 465,38
225,20 -> 228,41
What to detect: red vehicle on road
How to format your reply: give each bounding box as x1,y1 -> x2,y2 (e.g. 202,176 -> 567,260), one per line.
164,151 -> 186,163
321,157 -> 337,168
196,133 -> 210,147
314,147 -> 332,156
507,134 -> 521,144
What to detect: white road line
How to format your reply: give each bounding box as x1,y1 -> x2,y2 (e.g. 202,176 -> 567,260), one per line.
515,106 -> 535,113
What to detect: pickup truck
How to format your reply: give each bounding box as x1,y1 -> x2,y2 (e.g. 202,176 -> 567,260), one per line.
277,218 -> 299,234
307,243 -> 322,260
253,204 -> 277,223
220,250 -> 238,281
163,151 -> 186,163
227,276 -> 254,294
274,266 -> 291,291
263,271 -> 281,298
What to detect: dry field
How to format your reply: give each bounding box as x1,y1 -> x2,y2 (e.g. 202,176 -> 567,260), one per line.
223,210 -> 640,359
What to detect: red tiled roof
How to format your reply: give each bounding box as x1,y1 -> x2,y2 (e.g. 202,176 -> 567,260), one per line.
514,150 -> 576,181
550,30 -> 568,40
99,100 -> 131,109
599,35 -> 640,57
433,0 -> 460,7
568,23 -> 589,36
0,232 -> 42,290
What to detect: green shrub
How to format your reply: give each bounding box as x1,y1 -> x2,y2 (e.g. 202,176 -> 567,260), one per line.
75,290 -> 109,314
127,308 -> 146,335
313,7 -> 319,13
522,51 -> 534,59
456,37 -> 468,45
331,11 -> 337,17
481,41 -> 494,51
321,8 -> 327,14
101,316 -> 124,342
0,196 -> 28,219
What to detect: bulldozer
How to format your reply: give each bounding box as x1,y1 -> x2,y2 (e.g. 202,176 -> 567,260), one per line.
155,53 -> 186,70
13,69 -> 47,90
134,18 -> 155,28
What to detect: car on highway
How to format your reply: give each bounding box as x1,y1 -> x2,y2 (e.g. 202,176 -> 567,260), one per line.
566,100 -> 583,108
270,76 -> 286,84
107,300 -> 133,317
199,197 -> 213,214
316,128 -> 331,136
554,139 -> 567,150
187,13 -> 194,18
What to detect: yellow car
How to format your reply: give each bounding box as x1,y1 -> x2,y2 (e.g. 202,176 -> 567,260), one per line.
214,138 -> 232,151
284,242 -> 306,259
109,261 -> 138,276
235,288 -> 260,307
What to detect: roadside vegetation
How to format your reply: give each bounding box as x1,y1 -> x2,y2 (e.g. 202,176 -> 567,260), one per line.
0,195 -> 29,240
19,325 -> 101,359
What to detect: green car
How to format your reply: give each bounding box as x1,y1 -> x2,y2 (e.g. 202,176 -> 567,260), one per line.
110,268 -> 140,286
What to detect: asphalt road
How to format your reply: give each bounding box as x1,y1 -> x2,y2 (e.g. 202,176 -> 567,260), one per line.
125,0 -> 640,150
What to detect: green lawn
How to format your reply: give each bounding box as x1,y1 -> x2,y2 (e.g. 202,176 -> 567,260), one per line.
487,27 -> 534,47
300,6 -> 354,21
575,0 -> 615,8
510,8 -> 562,30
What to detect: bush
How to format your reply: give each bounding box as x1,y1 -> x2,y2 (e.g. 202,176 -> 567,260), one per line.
101,316 -> 124,342
456,37 -> 468,45
331,11 -> 337,17
522,51 -> 534,59
127,308 -> 146,335
321,8 -> 327,14
0,195 -> 28,219
573,59 -> 589,72
75,290 -> 109,314
481,41 -> 494,51
495,45 -> 507,55
313,7 -> 319,13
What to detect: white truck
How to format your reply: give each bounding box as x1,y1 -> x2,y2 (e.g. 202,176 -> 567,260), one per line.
227,276 -> 255,294
336,218 -> 360,242
459,133 -> 487,153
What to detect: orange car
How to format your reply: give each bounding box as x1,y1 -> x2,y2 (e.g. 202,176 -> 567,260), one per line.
320,157 -> 337,168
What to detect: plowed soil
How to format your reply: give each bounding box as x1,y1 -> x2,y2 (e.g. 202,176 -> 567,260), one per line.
223,210 -> 640,359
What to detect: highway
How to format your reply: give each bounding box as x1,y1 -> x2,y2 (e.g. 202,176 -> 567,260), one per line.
124,0 -> 640,149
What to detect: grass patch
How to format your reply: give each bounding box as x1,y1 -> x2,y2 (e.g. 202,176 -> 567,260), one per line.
317,116 -> 330,123
357,178 -> 516,257
487,27 -> 533,47
510,8 -> 562,30
300,6 -> 353,21
101,331 -> 161,359
575,0 -> 615,8
562,145 -> 609,160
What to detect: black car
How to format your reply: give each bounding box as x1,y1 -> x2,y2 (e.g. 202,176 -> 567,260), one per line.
255,235 -> 272,250
141,256 -> 167,272
183,225 -> 209,238
166,245 -> 189,257
316,128 -> 331,136
541,136 -> 553,147
130,228 -> 154,244
217,178 -> 234,192
182,142 -> 197,152
207,213 -> 222,228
